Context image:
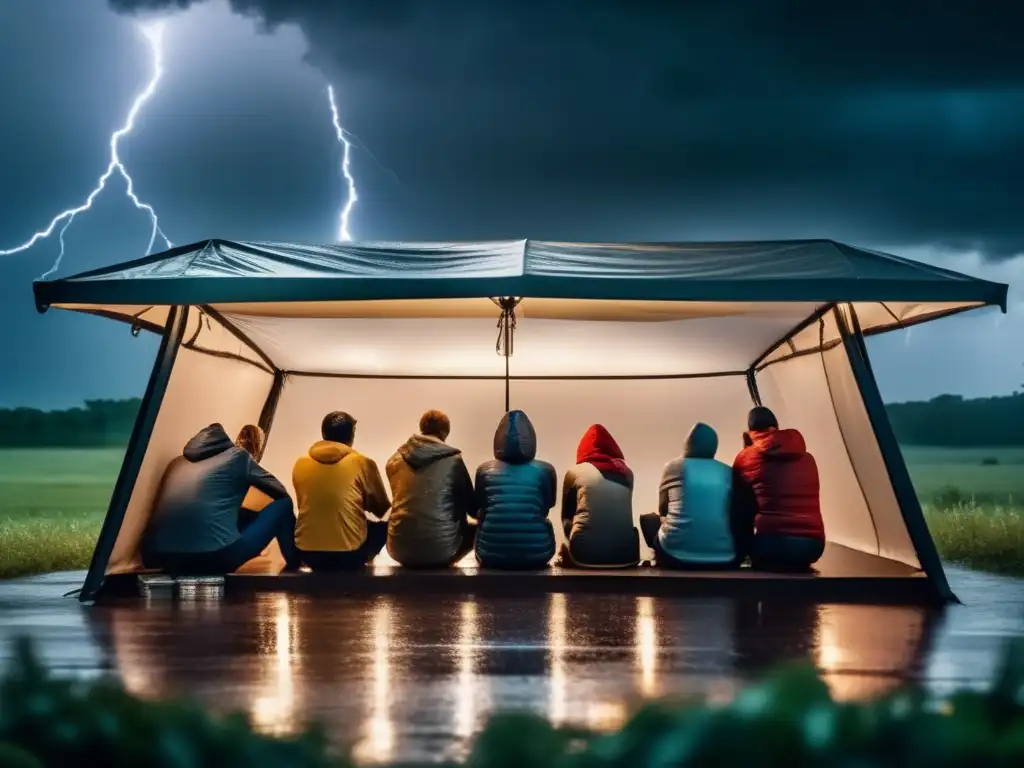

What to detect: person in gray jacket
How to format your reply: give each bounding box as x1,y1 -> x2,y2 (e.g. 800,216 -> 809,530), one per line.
640,422 -> 737,569
559,423 -> 640,568
475,410 -> 557,569
386,409 -> 478,568
141,423 -> 299,574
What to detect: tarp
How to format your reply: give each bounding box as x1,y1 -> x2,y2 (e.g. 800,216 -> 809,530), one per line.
34,238 -> 1009,308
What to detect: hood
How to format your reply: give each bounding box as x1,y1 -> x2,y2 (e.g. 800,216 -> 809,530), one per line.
399,433 -> 461,470
182,423 -> 234,462
684,422 -> 719,459
576,424 -> 632,479
308,440 -> 354,465
749,428 -> 807,459
493,410 -> 537,464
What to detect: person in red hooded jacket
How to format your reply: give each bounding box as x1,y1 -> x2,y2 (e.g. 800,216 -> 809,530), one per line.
731,406 -> 826,570
557,424 -> 640,567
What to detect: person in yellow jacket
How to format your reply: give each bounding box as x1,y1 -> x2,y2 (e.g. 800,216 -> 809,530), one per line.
293,411 -> 391,571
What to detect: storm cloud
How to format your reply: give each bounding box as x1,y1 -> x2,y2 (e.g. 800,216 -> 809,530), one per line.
105,0 -> 1024,257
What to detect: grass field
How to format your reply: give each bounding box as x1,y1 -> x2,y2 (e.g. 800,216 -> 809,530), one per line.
0,446 -> 1021,579
0,449 -> 121,579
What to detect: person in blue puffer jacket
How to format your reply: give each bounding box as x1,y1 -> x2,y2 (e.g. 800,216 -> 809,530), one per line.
639,422 -> 738,569
474,410 -> 557,569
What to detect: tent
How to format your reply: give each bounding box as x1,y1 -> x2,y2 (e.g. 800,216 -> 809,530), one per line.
33,238 -> 1008,603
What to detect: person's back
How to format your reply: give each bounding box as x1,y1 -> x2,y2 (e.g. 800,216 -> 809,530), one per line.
657,422 -> 735,565
142,423 -> 298,574
144,424 -> 256,557
562,424 -> 639,567
293,412 -> 390,571
386,410 -> 477,568
475,410 -> 556,569
732,406 -> 824,570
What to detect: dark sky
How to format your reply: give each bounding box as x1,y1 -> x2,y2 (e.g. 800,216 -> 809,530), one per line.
1,0 -> 1022,408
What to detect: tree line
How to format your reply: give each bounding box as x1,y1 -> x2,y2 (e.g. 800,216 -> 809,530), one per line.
0,399 -> 141,448
0,393 -> 1021,448
885,392 -> 1024,447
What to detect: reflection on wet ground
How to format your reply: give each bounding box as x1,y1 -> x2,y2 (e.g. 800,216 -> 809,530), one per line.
0,568 -> 1021,764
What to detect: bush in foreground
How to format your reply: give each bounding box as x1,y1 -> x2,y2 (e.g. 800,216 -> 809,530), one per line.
924,501 -> 1024,577
1,638 -> 1022,767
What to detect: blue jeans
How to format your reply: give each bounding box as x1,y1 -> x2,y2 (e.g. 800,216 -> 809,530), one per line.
300,520 -> 389,571
144,496 -> 299,575
751,534 -> 825,571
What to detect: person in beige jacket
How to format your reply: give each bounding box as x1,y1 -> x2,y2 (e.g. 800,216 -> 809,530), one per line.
386,409 -> 478,568
294,411 -> 391,571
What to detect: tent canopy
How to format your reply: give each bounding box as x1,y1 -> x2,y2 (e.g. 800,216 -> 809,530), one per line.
35,237 -> 1007,306
33,239 -> 1008,603
33,238 -> 1008,378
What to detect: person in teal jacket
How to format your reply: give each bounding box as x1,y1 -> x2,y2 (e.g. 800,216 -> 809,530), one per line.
474,410 -> 557,569
640,422 -> 737,569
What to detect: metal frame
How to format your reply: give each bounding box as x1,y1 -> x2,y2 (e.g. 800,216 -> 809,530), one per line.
74,292 -> 967,603
79,305 -> 190,602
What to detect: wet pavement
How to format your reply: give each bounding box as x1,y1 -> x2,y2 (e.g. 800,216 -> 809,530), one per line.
0,568 -> 1021,765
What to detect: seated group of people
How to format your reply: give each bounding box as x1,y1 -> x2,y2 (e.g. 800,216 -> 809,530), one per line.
140,405 -> 825,575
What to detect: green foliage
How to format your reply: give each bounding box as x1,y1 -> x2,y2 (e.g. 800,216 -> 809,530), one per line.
924,502 -> 1024,576
0,638 -> 351,768
465,640 -> 1024,768
0,399 -> 140,448
2,638 -> 1023,767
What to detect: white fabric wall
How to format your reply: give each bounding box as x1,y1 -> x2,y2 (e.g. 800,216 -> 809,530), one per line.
756,341 -> 920,568
106,345 -> 274,574
259,373 -> 753,556
223,311 -> 810,377
103,303 -> 922,574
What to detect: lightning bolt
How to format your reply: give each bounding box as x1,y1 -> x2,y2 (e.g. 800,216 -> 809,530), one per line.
327,84 -> 358,242
1,21 -> 171,280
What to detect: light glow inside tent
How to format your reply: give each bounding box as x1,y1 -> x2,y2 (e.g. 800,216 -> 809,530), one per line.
33,238 -> 1009,601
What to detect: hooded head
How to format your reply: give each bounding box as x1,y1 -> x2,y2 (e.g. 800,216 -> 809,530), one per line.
576,424 -> 632,480
493,410 -> 537,464
183,423 -> 234,462
684,422 -> 718,459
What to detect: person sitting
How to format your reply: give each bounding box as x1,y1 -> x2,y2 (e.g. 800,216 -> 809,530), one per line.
141,422 -> 299,575
732,406 -> 825,571
559,424 -> 639,568
640,422 -> 737,569
474,410 -> 557,569
386,409 -> 478,568
293,411 -> 391,571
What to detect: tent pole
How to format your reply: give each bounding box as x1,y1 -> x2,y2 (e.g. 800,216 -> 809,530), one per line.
79,305 -> 189,603
504,316 -> 511,413
494,296 -> 518,413
745,369 -> 762,406
834,305 -> 956,604
256,371 -> 286,463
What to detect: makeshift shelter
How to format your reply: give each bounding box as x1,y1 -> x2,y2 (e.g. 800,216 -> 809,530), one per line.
33,239 -> 1008,603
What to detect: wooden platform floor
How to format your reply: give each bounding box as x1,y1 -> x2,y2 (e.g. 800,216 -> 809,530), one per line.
107,543 -> 939,605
